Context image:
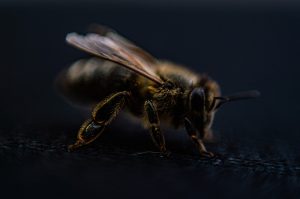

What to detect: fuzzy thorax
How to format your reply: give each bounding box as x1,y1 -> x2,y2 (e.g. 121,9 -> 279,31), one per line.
148,84 -> 186,115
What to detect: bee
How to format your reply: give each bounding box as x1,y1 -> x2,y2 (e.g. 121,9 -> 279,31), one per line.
56,24 -> 259,157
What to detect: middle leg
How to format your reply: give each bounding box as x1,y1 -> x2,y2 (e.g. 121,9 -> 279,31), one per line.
144,100 -> 168,155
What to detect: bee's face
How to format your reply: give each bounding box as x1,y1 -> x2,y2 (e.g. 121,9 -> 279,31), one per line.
188,87 -> 216,132
188,87 -> 260,134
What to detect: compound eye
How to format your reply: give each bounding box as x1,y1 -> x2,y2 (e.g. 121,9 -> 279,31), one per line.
190,87 -> 205,113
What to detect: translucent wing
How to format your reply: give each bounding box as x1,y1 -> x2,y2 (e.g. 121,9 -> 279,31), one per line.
66,26 -> 163,85
88,24 -> 156,64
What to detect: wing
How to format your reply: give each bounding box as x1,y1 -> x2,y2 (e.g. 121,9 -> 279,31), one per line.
66,26 -> 164,85
88,24 -> 156,64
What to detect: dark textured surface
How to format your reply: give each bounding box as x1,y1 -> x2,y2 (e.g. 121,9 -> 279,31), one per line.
1,122 -> 300,199
1,3 -> 300,199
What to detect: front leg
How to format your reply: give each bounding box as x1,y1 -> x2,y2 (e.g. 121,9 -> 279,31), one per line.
184,117 -> 214,158
144,100 -> 168,155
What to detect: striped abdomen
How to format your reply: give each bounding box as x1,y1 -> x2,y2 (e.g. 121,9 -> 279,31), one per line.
56,58 -> 137,106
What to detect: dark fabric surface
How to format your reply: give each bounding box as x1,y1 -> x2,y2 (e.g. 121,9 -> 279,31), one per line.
1,3 -> 300,199
1,122 -> 300,199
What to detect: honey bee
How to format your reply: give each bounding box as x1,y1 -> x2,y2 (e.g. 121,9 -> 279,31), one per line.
56,24 -> 259,157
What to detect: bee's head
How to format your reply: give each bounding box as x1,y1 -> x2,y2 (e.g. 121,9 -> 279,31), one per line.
188,87 -> 260,135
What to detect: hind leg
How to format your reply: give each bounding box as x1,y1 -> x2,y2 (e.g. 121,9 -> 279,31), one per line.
68,91 -> 130,151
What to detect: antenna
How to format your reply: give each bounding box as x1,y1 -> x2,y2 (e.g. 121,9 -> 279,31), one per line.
209,90 -> 260,111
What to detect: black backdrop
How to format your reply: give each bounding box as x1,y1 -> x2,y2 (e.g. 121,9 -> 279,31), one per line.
1,2 -> 300,199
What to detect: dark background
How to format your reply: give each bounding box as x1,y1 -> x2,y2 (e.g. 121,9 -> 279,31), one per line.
1,1 -> 300,198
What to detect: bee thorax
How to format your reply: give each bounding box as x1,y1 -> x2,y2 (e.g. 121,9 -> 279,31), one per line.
152,88 -> 181,110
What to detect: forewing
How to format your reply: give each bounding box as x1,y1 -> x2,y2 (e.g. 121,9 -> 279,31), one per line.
66,31 -> 163,85
88,24 -> 156,64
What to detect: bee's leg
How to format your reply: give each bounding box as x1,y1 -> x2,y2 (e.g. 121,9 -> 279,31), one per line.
184,118 -> 214,158
144,100 -> 168,156
68,91 -> 130,151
